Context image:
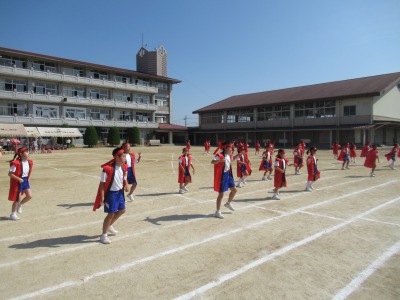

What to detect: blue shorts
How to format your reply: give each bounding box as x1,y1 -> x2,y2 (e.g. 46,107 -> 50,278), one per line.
104,190 -> 125,213
391,154 -> 396,161
263,162 -> 271,170
19,177 -> 30,192
343,154 -> 349,162
220,171 -> 235,193
184,167 -> 190,176
127,168 -> 137,185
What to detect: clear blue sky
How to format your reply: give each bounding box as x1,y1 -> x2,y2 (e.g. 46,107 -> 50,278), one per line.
1,0 -> 399,126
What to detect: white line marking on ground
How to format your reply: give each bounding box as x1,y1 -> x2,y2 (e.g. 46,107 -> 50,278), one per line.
298,210 -> 345,221
332,240 -> 400,300
171,153 -> 176,174
8,183 -> 397,299
360,217 -> 400,228
175,196 -> 400,300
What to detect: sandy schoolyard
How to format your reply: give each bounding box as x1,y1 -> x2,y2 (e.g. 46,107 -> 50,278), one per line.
0,145 -> 399,299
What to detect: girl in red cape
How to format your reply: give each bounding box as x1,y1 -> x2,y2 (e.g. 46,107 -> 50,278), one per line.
8,147 -> 33,221
93,147 -> 128,244
178,148 -> 195,194
272,149 -> 289,200
255,140 -> 260,156
364,144 -> 380,177
349,143 -> 357,163
338,143 -> 350,170
384,143 -> 399,170
211,142 -> 238,219
236,147 -> 252,187
293,143 -> 304,175
259,144 -> 273,180
305,147 -> 320,191
332,142 -> 341,159
360,142 -> 370,158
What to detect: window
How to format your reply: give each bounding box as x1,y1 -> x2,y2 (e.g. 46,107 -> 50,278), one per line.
226,109 -> 254,123
63,86 -> 85,97
0,103 -> 27,116
135,79 -> 150,86
133,93 -> 150,104
114,91 -> 131,102
64,107 -> 86,119
135,112 -> 150,122
89,108 -> 110,120
33,61 -> 57,73
33,82 -> 58,95
115,74 -> 131,84
0,78 -> 27,92
155,82 -> 168,90
116,110 -> 132,121
155,115 -> 168,123
295,101 -> 336,118
89,70 -> 108,80
344,105 -> 356,116
258,105 -> 290,120
33,104 -> 59,118
200,112 -> 224,124
63,67 -> 84,77
89,88 -> 109,99
155,94 -> 168,106
0,55 -> 27,68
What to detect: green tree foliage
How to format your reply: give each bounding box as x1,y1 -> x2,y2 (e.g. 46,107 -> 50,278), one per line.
107,126 -> 120,146
83,126 -> 99,148
127,127 -> 140,145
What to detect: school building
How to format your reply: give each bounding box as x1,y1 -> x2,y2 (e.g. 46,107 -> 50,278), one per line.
0,45 -> 186,144
192,72 -> 400,148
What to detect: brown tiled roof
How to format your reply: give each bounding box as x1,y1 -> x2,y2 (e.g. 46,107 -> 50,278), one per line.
0,46 -> 181,83
193,72 -> 400,113
158,123 -> 187,131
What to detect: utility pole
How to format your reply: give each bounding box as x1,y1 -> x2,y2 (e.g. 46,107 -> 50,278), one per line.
184,115 -> 187,127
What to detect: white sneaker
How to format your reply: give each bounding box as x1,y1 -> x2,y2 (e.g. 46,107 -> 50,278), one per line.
9,214 -> 20,221
17,203 -> 22,213
295,171 -> 300,175
271,193 -> 280,200
262,176 -> 266,181
267,175 -> 272,180
183,186 -> 189,191
310,185 -> 314,190
243,180 -> 247,185
179,189 -> 185,194
305,187 -> 312,192
126,194 -> 134,202
224,202 -> 235,211
214,210 -> 224,219
100,234 -> 111,244
108,225 -> 118,235
236,183 -> 243,188
371,173 -> 375,177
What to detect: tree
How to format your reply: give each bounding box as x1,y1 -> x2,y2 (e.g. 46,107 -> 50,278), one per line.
127,127 -> 140,145
83,126 -> 98,148
107,126 -> 120,146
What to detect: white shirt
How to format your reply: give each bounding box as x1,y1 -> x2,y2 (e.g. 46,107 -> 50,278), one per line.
100,165 -> 125,191
274,159 -> 286,171
214,153 -> 231,172
125,153 -> 139,167
178,156 -> 189,166
10,161 -> 30,178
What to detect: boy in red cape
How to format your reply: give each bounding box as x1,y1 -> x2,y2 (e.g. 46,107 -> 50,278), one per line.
364,144 -> 380,177
259,144 -> 273,180
255,140 -> 260,156
338,143 -> 350,170
305,147 -> 320,191
236,147 -> 252,187
178,147 -> 195,193
122,142 -> 141,202
8,147 -> 33,220
384,143 -> 399,170
332,142 -> 341,159
93,147 -> 128,244
272,149 -> 289,200
349,143 -> 357,163
211,142 -> 238,219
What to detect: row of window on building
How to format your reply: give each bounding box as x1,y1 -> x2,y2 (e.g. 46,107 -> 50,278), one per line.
201,101 -> 357,124
0,55 -> 169,89
0,77 -> 169,106
0,102 -> 168,123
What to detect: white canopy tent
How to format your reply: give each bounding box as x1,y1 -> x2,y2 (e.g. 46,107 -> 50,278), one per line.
25,127 -> 41,138
0,124 -> 28,137
36,127 -> 82,138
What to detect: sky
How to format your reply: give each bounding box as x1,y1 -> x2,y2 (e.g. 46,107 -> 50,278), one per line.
1,0 -> 399,126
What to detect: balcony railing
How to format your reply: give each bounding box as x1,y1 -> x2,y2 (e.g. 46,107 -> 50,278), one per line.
0,65 -> 158,94
0,90 -> 158,111
0,115 -> 159,128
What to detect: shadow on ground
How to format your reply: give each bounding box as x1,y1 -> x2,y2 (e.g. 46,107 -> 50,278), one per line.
58,203 -> 93,209
144,214 -> 210,225
9,235 -> 99,249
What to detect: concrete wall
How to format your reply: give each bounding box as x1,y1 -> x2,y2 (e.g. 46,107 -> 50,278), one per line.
373,85 -> 400,121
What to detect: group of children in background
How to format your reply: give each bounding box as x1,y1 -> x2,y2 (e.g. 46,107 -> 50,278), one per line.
3,139 -> 399,244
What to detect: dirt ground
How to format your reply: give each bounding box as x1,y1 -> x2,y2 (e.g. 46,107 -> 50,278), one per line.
0,144 -> 399,300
